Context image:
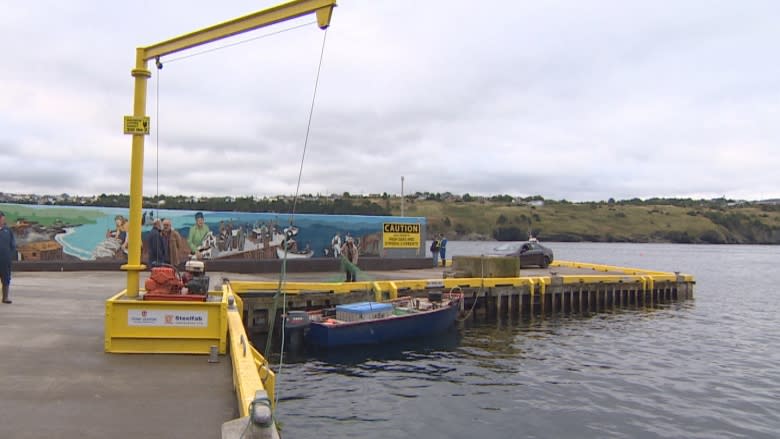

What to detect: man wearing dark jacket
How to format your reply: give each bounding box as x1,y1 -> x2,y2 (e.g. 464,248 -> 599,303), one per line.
0,211 -> 17,304
146,219 -> 168,268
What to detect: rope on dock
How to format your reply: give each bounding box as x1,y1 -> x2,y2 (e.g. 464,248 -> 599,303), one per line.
456,286 -> 482,322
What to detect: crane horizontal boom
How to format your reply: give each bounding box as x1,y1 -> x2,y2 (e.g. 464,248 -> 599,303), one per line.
142,0 -> 336,61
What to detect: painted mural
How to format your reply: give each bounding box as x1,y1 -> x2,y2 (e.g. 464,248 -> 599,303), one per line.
0,203 -> 426,263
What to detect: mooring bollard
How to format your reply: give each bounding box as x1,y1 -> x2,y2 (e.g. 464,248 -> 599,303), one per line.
208,345 -> 219,363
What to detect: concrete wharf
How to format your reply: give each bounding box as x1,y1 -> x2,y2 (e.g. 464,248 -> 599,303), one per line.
234,261 -> 694,336
0,271 -> 237,439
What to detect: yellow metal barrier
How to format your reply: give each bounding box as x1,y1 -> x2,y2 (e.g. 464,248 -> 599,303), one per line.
228,280 -> 372,295
561,274 -> 645,285
482,277 -> 526,288
553,260 -> 673,276
224,283 -> 276,416
252,346 -> 276,411
442,277 -> 484,290
104,290 -> 227,354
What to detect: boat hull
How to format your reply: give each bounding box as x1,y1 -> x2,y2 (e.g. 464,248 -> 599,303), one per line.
307,299 -> 460,348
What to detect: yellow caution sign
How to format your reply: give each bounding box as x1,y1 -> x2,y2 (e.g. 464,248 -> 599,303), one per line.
123,116 -> 150,135
382,223 -> 421,248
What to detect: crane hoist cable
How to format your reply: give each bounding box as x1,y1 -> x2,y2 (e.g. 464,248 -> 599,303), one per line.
265,28 -> 330,411
165,21 -> 317,65
155,57 -> 162,217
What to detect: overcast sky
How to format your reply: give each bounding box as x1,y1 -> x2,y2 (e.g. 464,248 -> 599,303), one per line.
1,0 -> 778,202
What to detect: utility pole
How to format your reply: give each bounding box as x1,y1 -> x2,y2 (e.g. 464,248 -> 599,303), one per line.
401,176 -> 405,217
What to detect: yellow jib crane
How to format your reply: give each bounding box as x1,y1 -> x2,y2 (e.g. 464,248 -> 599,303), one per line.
122,0 -> 337,298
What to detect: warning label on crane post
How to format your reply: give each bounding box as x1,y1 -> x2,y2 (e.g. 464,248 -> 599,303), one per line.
123,116 -> 150,135
382,223 -> 421,248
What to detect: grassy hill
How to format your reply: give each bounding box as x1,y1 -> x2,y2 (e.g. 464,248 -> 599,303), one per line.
380,197 -> 780,244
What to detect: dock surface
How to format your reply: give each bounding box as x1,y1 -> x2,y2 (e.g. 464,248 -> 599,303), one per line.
0,272 -> 239,439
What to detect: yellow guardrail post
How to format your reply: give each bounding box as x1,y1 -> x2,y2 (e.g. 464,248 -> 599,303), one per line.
388,281 -> 399,300
372,281 -> 383,302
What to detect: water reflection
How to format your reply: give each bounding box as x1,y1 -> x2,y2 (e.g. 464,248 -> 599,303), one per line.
255,326 -> 462,366
308,327 -> 461,366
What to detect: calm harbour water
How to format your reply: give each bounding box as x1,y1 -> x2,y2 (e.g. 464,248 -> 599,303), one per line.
273,243 -> 780,438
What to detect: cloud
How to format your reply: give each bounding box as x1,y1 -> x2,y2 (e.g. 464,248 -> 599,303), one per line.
1,0 -> 779,202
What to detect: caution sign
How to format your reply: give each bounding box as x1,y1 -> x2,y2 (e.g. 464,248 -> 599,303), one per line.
382,223 -> 421,249
123,116 -> 150,135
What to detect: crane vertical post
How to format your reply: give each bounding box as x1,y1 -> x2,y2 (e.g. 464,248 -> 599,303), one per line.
121,48 -> 151,298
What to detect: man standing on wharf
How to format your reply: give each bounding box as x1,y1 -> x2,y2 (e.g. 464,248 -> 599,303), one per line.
0,211 -> 16,304
146,219 -> 167,268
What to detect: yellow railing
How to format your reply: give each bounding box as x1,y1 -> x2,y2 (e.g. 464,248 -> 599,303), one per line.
552,260 -> 673,276
227,261 -> 691,305
223,282 -> 276,416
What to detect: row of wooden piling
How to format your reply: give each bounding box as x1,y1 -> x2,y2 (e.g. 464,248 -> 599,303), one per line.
476,279 -> 693,319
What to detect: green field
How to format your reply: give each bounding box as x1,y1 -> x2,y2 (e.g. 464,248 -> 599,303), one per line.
382,198 -> 780,244
0,204 -> 103,227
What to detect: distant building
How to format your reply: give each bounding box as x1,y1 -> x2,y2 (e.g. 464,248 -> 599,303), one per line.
18,240 -> 63,261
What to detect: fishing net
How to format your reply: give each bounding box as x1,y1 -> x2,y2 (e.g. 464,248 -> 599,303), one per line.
335,256 -> 372,282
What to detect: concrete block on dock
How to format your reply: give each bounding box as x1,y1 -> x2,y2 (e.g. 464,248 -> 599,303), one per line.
452,256 -> 519,278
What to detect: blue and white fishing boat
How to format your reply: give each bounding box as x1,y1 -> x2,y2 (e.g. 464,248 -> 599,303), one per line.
298,292 -> 462,348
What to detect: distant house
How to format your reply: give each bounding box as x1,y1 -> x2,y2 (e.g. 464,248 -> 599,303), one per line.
18,240 -> 63,261
529,200 -> 545,207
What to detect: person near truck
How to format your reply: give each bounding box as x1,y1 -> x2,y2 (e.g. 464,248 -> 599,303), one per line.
430,236 -> 440,267
438,233 -> 448,267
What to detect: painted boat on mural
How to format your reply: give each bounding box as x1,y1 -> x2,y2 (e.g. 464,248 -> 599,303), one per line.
301,293 -> 462,348
276,247 -> 314,259
193,225 -> 309,260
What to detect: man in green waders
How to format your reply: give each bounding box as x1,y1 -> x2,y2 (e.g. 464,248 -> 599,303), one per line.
340,236 -> 359,282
